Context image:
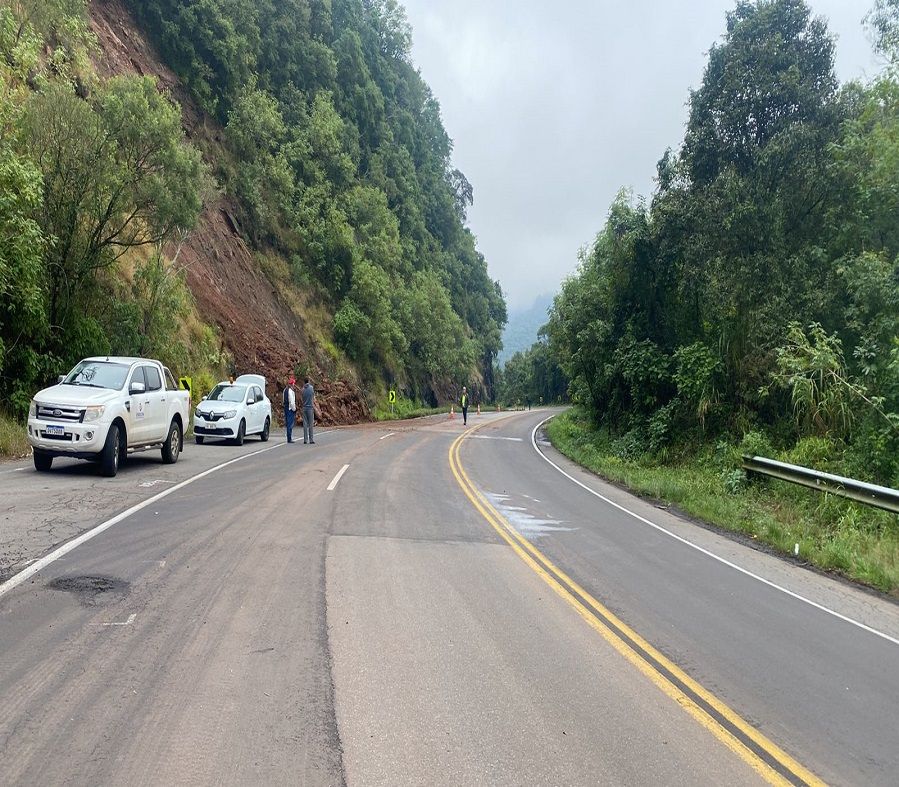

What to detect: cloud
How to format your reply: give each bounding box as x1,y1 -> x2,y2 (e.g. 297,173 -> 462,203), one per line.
402,1 -> 880,310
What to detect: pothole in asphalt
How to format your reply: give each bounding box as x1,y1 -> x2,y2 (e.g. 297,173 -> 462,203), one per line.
46,575 -> 130,605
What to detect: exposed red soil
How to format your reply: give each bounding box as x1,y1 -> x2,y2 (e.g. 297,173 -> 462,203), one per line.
87,0 -> 369,425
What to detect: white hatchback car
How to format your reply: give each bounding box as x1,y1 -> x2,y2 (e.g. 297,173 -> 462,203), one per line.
194,374 -> 271,445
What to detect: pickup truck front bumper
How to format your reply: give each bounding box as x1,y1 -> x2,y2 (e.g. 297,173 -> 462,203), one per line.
27,417 -> 109,458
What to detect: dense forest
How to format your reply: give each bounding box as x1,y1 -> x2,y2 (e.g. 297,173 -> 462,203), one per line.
0,0 -> 506,422
527,0 -> 899,488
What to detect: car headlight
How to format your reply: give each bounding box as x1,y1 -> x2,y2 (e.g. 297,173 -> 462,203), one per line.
222,410 -> 237,419
83,405 -> 106,422
195,409 -> 205,419
29,400 -> 36,418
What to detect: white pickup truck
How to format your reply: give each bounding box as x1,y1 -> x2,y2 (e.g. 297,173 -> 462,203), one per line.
27,356 -> 191,477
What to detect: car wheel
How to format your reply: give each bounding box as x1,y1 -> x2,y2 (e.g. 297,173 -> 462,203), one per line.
234,419 -> 245,446
33,452 -> 53,472
260,417 -> 270,442
195,434 -> 205,445
162,420 -> 182,464
101,423 -> 122,477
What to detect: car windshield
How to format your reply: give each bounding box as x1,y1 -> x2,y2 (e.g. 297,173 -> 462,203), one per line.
207,384 -> 247,403
63,361 -> 130,390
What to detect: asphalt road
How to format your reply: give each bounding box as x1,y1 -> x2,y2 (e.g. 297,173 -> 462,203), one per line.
1,409 -> 897,785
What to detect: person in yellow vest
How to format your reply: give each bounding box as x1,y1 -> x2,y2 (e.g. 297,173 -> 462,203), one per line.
460,386 -> 469,425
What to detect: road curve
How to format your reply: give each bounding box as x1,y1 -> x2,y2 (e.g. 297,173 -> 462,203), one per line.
0,409 -> 896,785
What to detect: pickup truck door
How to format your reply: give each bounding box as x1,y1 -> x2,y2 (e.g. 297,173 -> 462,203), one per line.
141,364 -> 168,443
126,366 -> 149,444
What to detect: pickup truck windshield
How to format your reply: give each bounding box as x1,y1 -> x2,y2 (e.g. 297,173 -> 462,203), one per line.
63,361 -> 130,390
207,384 -> 247,403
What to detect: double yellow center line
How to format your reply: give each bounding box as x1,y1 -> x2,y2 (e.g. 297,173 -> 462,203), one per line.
449,426 -> 825,787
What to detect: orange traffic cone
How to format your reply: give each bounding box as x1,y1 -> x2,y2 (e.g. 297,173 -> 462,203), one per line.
449,405 -> 456,420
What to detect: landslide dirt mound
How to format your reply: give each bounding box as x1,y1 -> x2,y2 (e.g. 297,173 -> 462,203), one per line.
88,0 -> 369,425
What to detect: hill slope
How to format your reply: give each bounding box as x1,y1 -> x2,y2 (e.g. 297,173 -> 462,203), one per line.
88,0 -> 368,422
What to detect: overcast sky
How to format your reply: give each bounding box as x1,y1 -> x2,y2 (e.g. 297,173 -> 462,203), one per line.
400,1 -> 882,311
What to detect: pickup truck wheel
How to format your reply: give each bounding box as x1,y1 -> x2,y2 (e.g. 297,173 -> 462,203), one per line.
101,424 -> 123,477
33,452 -> 53,472
195,434 -> 205,445
234,419 -> 245,446
162,420 -> 182,464
260,417 -> 270,442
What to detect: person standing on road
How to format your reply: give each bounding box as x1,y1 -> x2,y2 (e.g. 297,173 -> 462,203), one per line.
460,386 -> 469,425
302,377 -> 315,444
283,377 -> 297,443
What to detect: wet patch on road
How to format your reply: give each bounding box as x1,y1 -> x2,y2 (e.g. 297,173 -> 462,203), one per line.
486,493 -> 575,540
46,574 -> 130,605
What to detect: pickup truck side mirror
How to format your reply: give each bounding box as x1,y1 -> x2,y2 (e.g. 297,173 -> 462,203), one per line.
58,375 -> 65,384
129,381 -> 146,395
201,395 -> 207,401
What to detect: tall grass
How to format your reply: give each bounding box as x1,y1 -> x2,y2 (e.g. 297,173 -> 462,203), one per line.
372,396 -> 448,421
0,412 -> 30,458
547,409 -> 899,595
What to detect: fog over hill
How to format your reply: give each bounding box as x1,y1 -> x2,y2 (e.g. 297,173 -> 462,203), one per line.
498,294 -> 554,366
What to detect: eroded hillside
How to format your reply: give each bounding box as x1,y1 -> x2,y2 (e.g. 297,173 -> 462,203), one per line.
88,0 -> 368,423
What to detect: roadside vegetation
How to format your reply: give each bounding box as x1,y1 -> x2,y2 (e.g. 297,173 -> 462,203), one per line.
0,412 -> 30,458
372,395 -> 447,422
549,409 -> 899,594
506,0 -> 899,592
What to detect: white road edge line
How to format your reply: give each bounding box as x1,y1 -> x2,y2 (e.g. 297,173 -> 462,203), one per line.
379,433 -> 395,440
0,441 -> 288,600
530,415 -> 899,648
327,464 -> 350,491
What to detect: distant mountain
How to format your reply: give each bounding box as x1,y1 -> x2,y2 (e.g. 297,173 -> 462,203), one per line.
498,294 -> 554,365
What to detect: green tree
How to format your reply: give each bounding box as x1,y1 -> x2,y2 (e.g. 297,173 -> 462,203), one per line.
0,83 -> 47,411
23,76 -> 207,345
226,86 -> 294,242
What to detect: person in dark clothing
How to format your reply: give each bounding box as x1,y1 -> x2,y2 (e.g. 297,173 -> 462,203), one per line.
283,377 -> 297,443
302,377 -> 315,444
460,386 -> 469,425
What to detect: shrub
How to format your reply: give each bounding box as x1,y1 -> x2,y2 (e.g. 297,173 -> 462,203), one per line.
739,430 -> 775,459
783,435 -> 839,471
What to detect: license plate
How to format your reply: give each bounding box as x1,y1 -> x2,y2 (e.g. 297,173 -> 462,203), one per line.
44,424 -> 65,436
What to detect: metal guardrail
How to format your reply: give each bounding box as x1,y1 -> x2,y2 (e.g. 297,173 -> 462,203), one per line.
742,455 -> 899,514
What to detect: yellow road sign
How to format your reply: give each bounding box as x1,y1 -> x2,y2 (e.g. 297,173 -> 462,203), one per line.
179,376 -> 192,394
388,390 -> 397,404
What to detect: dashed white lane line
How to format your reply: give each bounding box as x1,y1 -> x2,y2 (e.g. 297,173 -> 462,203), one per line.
0,467 -> 26,475
379,433 -> 395,440
103,613 -> 136,627
0,441 -> 288,600
327,464 -> 350,491
531,416 -> 899,648
471,434 -> 523,442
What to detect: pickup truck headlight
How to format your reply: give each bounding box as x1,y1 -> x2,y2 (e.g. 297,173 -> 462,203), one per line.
83,405 -> 106,422
222,410 -> 237,419
29,400 -> 36,418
